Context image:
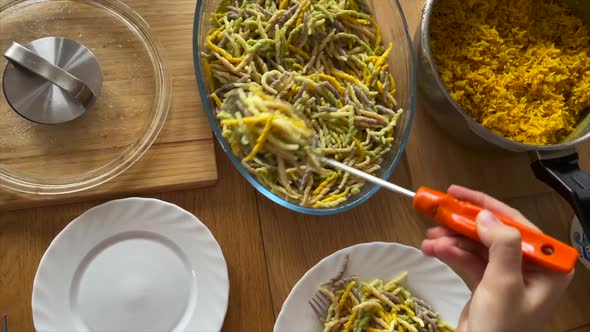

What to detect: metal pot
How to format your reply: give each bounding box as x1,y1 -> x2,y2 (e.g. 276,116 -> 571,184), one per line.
417,0 -> 590,237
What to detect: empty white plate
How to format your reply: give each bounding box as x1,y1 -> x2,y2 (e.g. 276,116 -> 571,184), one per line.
274,242 -> 472,332
32,198 -> 229,332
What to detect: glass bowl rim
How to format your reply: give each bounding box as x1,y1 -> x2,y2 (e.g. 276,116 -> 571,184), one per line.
0,0 -> 171,195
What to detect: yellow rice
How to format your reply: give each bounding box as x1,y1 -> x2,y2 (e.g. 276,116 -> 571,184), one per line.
431,0 -> 590,145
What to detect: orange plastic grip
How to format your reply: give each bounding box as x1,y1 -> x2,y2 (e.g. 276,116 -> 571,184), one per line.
413,186 -> 579,274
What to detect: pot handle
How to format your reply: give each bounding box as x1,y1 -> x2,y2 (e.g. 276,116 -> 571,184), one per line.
531,153 -> 590,237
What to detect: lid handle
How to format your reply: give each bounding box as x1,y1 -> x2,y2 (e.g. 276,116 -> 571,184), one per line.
3,42 -> 96,107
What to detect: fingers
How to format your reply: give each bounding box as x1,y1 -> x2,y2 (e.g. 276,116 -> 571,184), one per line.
448,185 -> 537,230
525,265 -> 575,308
426,226 -> 459,239
477,210 -> 525,291
456,299 -> 472,332
426,226 -> 489,259
422,237 -> 487,283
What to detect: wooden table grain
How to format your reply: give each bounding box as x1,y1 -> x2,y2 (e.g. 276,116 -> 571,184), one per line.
0,144 -> 275,332
1,0 -> 590,331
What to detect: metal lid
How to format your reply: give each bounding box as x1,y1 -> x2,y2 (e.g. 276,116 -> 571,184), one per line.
3,37 -> 102,124
0,0 -> 170,195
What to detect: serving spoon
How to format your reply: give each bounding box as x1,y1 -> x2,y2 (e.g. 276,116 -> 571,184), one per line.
318,156 -> 578,274
220,90 -> 579,274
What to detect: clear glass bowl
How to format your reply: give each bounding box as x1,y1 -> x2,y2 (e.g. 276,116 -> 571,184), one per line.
0,0 -> 170,195
193,0 -> 416,215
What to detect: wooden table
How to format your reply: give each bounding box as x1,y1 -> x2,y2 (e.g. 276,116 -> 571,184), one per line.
1,0 -> 590,331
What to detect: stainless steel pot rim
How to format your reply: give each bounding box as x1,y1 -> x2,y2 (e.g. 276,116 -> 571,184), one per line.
419,0 -> 590,152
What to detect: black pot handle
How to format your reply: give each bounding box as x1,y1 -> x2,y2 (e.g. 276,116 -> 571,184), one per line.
531,153 -> 590,237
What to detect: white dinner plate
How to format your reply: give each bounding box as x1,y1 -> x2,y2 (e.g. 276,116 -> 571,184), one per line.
32,198 -> 229,332
274,242 -> 471,332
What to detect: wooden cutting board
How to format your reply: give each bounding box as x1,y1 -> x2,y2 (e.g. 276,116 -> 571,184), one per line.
0,0 -> 218,211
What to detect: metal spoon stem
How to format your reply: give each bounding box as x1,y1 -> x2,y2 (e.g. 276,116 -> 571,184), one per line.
317,156 -> 416,198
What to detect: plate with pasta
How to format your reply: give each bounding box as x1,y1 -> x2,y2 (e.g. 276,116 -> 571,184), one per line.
274,242 -> 471,332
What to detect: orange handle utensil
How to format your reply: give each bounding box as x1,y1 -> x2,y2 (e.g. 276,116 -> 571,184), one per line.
413,186 -> 579,274
317,157 -> 579,274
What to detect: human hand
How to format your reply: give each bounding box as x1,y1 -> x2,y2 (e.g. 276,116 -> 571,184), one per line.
421,185 -> 574,332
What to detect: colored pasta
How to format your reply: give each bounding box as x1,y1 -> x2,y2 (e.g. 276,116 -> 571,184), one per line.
204,0 -> 403,207
316,272 -> 455,332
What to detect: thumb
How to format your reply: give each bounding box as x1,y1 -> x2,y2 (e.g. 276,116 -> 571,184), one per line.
477,210 -> 524,289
